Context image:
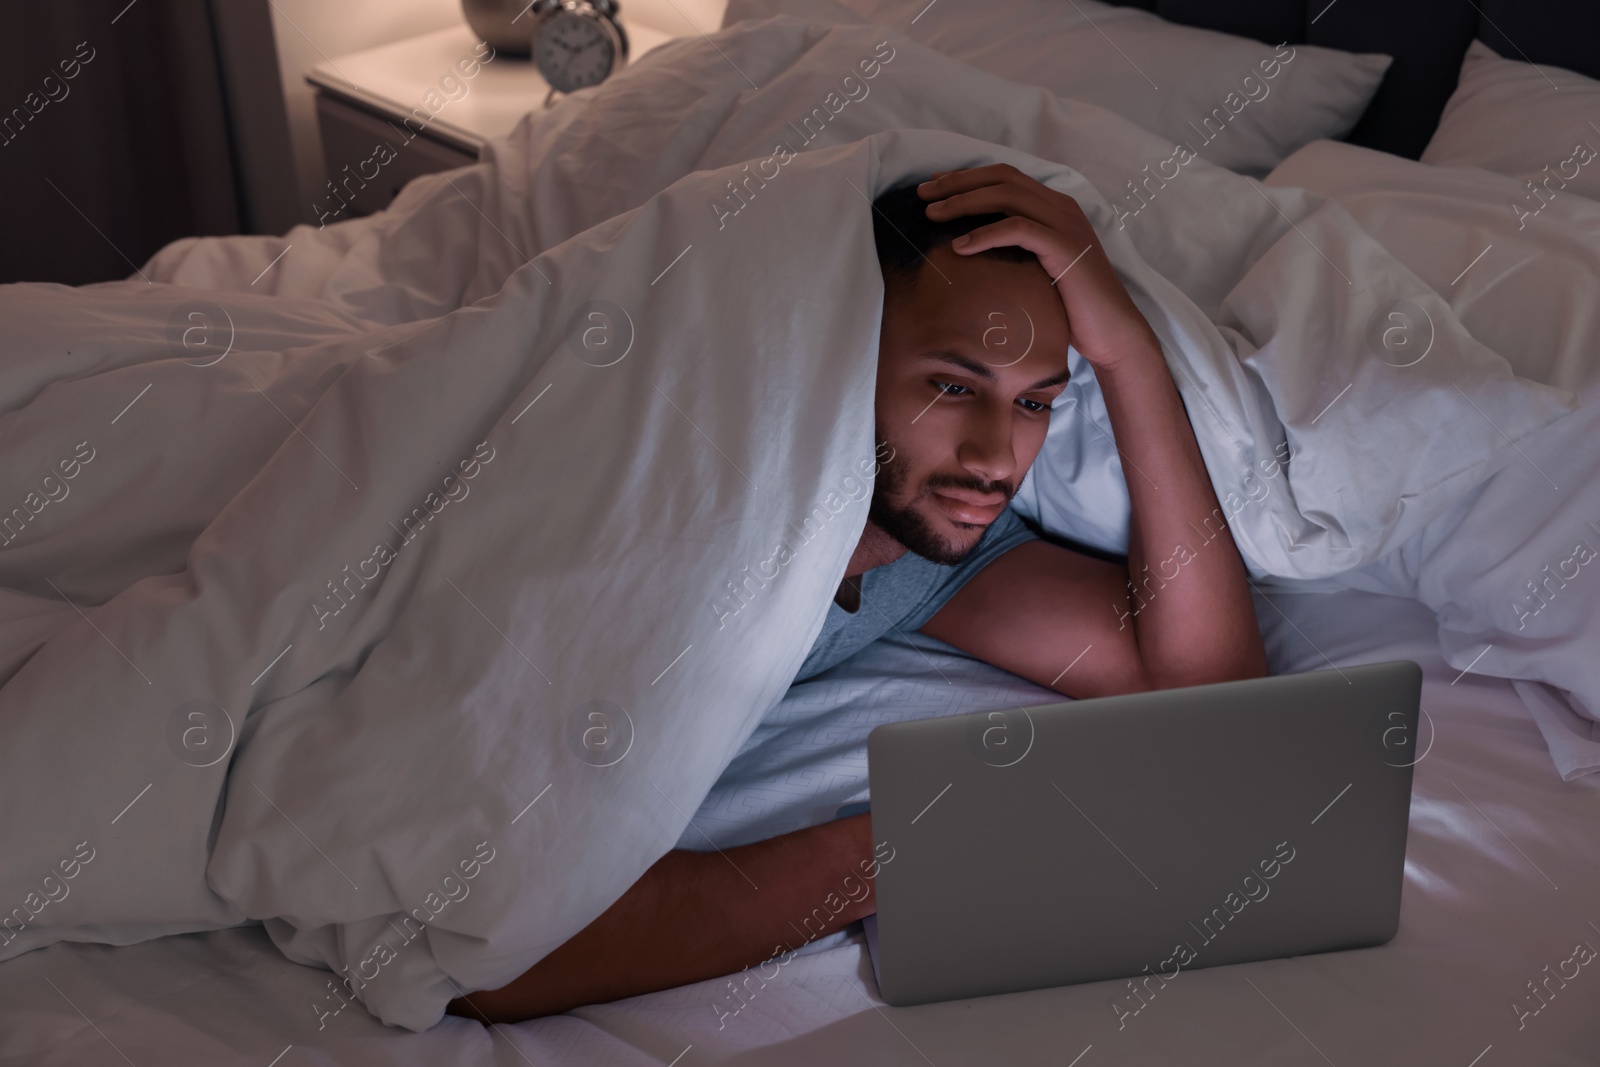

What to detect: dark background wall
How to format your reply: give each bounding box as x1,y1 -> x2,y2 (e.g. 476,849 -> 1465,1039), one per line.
0,0 -> 298,285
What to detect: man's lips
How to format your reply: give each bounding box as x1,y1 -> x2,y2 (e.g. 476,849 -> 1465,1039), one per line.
930,487 -> 1007,524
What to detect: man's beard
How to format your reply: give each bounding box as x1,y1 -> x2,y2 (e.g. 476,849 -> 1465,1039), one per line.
868,433 -> 1011,566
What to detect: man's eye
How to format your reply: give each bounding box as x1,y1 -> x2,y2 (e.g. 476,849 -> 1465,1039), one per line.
1018,397 -> 1049,413
933,380 -> 969,397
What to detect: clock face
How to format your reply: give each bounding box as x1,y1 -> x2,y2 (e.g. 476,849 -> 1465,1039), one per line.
534,12 -> 617,94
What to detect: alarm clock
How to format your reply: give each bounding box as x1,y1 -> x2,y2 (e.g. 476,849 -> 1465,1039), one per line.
527,0 -> 629,95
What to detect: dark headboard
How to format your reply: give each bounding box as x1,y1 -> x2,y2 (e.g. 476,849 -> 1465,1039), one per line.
1104,0 -> 1600,159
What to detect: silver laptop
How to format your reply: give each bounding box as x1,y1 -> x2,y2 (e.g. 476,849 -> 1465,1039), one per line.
862,659 -> 1422,1007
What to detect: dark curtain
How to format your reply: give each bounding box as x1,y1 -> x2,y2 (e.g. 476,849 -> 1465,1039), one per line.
0,0 -> 244,285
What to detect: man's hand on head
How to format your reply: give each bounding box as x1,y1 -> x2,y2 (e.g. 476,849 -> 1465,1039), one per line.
918,165 -> 1160,374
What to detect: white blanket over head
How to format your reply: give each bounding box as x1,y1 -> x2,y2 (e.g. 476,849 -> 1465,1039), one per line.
0,17 -> 1579,1030
146,20 -> 1575,581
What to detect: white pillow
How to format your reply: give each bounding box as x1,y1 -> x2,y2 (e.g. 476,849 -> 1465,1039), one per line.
721,0 -> 1391,176
1422,40 -> 1600,215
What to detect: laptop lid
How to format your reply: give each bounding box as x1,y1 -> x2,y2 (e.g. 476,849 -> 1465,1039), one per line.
866,660 -> 1422,1007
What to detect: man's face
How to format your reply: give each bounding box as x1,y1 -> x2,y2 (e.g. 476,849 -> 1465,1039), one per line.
872,243 -> 1072,565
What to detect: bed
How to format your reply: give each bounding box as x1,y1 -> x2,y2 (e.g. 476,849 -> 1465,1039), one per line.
6,591 -> 1598,1064
3,0 -> 1599,1062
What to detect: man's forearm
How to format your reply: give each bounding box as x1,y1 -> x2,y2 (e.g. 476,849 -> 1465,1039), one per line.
446,813 -> 880,1024
1095,336 -> 1267,687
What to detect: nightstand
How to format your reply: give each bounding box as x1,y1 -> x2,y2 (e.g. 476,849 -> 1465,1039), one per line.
305,15 -> 685,223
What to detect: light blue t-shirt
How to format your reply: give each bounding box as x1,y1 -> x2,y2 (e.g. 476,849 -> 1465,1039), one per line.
794,507 -> 1039,683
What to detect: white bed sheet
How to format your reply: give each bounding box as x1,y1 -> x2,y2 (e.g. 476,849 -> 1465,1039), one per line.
5,585 -> 1597,1065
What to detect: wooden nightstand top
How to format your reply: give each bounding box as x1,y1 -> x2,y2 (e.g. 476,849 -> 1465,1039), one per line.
305,19 -> 681,154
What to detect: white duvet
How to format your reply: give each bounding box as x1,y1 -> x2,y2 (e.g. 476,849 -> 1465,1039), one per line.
0,17 -> 1584,1031
1265,139 -> 1600,780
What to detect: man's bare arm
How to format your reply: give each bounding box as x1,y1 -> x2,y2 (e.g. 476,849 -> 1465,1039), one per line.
1094,334 -> 1268,689
446,813 -> 879,1024
920,539 -> 1153,699
921,338 -> 1266,695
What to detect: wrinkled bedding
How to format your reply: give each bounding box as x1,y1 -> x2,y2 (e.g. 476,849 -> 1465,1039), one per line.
1264,138 -> 1600,779
0,16 -> 1590,1033
4,588 -> 1597,1065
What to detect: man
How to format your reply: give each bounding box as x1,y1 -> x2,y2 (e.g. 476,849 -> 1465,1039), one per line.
449,164 -> 1266,1023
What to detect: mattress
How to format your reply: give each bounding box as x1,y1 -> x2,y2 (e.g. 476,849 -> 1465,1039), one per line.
6,583 -> 1596,1065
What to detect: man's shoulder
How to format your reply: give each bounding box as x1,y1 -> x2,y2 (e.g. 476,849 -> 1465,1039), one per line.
899,507 -> 1041,631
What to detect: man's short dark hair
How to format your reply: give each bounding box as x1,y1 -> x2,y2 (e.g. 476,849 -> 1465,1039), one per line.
871,179 -> 1037,287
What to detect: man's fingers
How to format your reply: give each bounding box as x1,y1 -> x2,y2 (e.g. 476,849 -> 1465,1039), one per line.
949,214 -> 1060,259
924,182 -> 1054,228
916,162 -> 1028,199
952,215 -> 1103,290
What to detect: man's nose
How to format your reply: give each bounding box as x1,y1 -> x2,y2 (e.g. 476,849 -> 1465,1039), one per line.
957,409 -> 1017,489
